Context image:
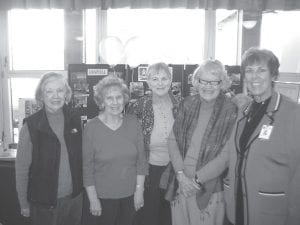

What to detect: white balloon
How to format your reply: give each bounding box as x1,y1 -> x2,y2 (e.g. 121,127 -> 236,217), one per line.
99,36 -> 124,65
124,36 -> 148,68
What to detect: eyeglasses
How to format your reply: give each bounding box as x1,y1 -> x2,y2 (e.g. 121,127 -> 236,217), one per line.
198,79 -> 222,87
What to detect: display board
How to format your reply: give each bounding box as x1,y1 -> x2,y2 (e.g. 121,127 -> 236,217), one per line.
68,64 -> 188,125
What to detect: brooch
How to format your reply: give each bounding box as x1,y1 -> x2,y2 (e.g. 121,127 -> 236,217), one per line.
70,128 -> 78,134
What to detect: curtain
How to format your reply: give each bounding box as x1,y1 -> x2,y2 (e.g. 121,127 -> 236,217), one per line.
0,0 -> 299,10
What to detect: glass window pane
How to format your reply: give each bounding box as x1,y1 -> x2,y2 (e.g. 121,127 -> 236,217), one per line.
10,77 -> 40,143
84,9 -> 97,64
215,10 -> 239,65
261,11 -> 300,73
106,9 -> 205,64
8,9 -> 64,70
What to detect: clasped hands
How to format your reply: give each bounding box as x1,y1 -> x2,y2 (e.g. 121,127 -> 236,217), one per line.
177,172 -> 201,198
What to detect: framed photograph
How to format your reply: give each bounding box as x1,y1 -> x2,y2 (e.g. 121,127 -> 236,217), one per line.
73,93 -> 88,108
138,66 -> 148,81
70,71 -> 89,93
130,82 -> 145,99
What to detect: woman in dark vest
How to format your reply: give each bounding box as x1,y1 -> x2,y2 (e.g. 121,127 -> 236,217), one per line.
16,72 -> 83,225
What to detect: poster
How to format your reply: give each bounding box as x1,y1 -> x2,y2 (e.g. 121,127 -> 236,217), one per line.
130,82 -> 144,100
138,66 -> 148,81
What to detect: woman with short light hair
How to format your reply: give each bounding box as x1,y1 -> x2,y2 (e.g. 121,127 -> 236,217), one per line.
16,72 -> 83,225
128,62 -> 180,225
167,59 -> 237,225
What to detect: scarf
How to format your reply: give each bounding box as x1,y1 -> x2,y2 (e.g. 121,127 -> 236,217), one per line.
166,93 -> 237,209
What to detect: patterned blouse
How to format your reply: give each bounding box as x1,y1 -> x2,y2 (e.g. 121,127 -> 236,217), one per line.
126,91 -> 181,188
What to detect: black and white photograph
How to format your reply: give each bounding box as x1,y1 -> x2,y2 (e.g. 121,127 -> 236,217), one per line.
1,2 -> 300,225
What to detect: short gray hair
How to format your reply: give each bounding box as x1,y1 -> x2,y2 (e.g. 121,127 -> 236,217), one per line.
35,72 -> 72,106
146,62 -> 172,81
93,75 -> 130,110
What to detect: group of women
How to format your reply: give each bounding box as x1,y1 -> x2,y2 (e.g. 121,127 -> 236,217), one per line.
15,47 -> 300,225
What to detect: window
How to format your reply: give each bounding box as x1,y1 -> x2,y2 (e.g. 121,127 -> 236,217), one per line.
3,8 -> 243,147
10,77 -> 40,143
261,11 -> 300,73
8,9 -> 64,70
215,10 -> 239,65
84,9 -> 205,65
84,9 -> 97,64
5,9 -> 65,144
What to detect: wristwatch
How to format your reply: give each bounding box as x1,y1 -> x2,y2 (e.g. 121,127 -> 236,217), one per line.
176,170 -> 184,176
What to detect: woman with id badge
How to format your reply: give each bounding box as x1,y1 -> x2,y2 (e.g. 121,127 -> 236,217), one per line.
206,47 -> 300,225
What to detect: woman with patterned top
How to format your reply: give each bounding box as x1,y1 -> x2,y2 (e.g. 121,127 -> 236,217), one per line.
127,62 -> 180,225
82,75 -> 148,225
166,59 -> 237,225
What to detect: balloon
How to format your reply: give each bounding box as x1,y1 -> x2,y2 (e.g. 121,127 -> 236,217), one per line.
124,36 -> 148,68
99,36 -> 124,66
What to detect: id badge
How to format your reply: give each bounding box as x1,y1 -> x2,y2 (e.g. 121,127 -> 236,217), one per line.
258,125 -> 273,140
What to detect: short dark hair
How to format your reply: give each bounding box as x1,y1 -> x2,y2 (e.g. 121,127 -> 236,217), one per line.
241,47 -> 280,80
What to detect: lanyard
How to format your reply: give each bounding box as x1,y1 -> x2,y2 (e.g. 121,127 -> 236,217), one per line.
243,92 -> 281,126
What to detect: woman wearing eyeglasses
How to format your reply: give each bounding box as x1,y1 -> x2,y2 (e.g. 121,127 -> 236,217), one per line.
166,59 -> 237,225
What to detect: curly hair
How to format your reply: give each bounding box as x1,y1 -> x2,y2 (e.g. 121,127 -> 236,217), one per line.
93,75 -> 130,110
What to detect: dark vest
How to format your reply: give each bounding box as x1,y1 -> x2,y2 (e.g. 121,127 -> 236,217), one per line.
24,105 -> 83,209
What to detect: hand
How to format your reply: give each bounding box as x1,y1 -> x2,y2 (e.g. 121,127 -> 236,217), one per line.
177,173 -> 200,198
134,188 -> 144,211
89,198 -> 102,216
21,208 -> 30,217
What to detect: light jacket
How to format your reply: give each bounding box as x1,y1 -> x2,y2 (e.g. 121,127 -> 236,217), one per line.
224,92 -> 300,225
